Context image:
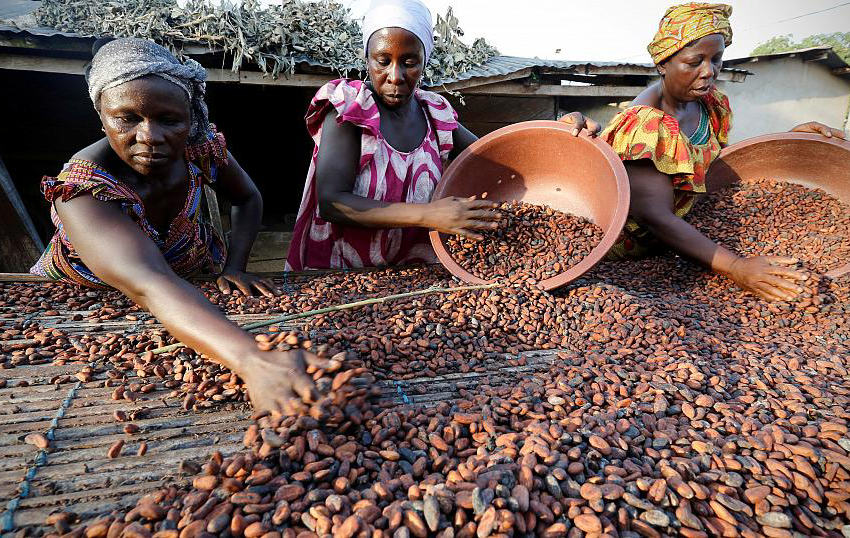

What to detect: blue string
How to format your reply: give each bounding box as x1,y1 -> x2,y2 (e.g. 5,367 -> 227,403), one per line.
1,378 -> 84,531
394,381 -> 410,404
283,271 -> 291,295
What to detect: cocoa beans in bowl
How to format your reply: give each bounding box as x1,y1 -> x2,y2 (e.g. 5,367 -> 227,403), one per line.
429,120 -> 630,291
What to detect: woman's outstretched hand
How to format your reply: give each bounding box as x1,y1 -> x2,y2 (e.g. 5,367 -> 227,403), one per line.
426,196 -> 502,241
728,256 -> 809,302
240,349 -> 330,415
558,111 -> 602,137
217,269 -> 278,297
791,121 -> 847,139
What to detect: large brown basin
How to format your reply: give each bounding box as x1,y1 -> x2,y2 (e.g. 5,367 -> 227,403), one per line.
705,132 -> 850,278
429,120 -> 630,291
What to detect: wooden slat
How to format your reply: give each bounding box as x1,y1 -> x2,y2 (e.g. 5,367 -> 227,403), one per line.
434,68 -> 536,92
465,82 -> 646,97
0,273 -> 50,282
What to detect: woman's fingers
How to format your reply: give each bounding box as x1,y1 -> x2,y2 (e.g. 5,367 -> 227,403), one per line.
464,220 -> 500,231
216,276 -> 232,295
752,279 -> 795,301
304,354 -> 332,370
766,266 -> 808,281
759,274 -> 804,296
793,122 -> 847,139
234,279 -> 253,297
762,257 -> 808,281
452,228 -> 484,241
465,197 -> 500,209
468,209 -> 502,220
558,112 -> 583,135
585,117 -> 602,137
252,279 -> 276,298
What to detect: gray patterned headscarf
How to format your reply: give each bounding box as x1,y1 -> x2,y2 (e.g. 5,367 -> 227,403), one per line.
87,38 -> 209,144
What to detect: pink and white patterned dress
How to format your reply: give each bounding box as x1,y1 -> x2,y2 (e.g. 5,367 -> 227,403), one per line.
286,79 -> 458,271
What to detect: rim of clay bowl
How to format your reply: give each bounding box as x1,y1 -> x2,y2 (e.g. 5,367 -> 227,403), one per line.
718,130 -> 850,159
428,120 -> 630,291
715,131 -> 850,279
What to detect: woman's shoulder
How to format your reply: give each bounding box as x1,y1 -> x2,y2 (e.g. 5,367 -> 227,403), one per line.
414,88 -> 459,127
42,140 -> 133,204
69,138 -> 114,168
185,125 -> 228,167
307,79 -> 380,135
603,104 -> 674,139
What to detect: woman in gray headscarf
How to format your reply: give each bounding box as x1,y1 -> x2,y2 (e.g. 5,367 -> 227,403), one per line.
31,38 -> 322,414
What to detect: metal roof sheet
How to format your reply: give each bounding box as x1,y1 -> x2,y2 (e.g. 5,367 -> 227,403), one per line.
724,46 -> 850,76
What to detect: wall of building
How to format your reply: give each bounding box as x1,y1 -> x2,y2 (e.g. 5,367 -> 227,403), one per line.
558,97 -> 633,131
717,57 -> 850,143
448,95 -> 557,137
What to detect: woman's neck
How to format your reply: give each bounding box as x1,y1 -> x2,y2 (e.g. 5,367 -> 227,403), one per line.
658,80 -> 691,118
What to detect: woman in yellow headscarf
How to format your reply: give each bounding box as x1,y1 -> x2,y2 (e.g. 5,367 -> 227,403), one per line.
599,3 -> 846,301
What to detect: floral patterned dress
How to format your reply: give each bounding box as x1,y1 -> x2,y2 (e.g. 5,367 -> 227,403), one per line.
286,79 -> 459,271
30,129 -> 228,288
601,88 -> 732,258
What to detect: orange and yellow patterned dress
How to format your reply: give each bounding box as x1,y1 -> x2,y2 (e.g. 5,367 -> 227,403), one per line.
601,88 -> 732,258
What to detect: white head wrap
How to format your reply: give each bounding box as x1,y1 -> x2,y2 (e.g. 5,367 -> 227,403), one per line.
87,38 -> 210,144
362,0 -> 434,63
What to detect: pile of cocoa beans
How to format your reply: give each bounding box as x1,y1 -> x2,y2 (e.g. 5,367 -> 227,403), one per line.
445,201 -> 604,283
688,179 -> 850,274
1,179 -> 849,537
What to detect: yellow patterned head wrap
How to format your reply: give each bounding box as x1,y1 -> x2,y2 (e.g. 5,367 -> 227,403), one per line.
648,3 -> 733,65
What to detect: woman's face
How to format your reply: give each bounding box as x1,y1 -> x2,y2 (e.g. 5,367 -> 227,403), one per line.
98,76 -> 192,176
367,27 -> 425,108
658,33 -> 726,102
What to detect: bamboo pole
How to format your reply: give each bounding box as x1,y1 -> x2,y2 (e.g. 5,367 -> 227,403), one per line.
150,282 -> 501,355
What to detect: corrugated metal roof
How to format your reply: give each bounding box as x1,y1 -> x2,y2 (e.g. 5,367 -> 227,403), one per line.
724,46 -> 850,76
0,0 -> 41,21
425,56 -> 648,87
0,0 -> 83,38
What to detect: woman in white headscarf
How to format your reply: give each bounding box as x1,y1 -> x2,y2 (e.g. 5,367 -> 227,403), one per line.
287,0 -> 599,270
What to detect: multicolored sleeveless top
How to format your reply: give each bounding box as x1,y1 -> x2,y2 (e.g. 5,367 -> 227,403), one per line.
601,88 -> 732,259
286,79 -> 458,271
30,128 -> 228,288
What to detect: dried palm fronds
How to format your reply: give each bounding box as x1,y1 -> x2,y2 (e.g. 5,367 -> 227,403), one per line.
33,0 -> 498,84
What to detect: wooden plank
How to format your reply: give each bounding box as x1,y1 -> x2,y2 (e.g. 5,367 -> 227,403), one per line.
0,154 -> 43,252
0,51 -> 87,74
0,273 -> 49,282
451,95 -> 555,123
0,170 -> 41,271
0,53 -> 334,88
202,185 -> 226,249
465,82 -> 646,97
206,68 -> 333,87
432,68 -> 536,92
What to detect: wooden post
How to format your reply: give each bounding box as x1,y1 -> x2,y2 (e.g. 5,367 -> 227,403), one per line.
0,154 -> 43,272
203,185 -> 226,245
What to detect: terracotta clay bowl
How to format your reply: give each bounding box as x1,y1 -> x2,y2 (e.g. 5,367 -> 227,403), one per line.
705,132 -> 850,278
429,120 -> 630,291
